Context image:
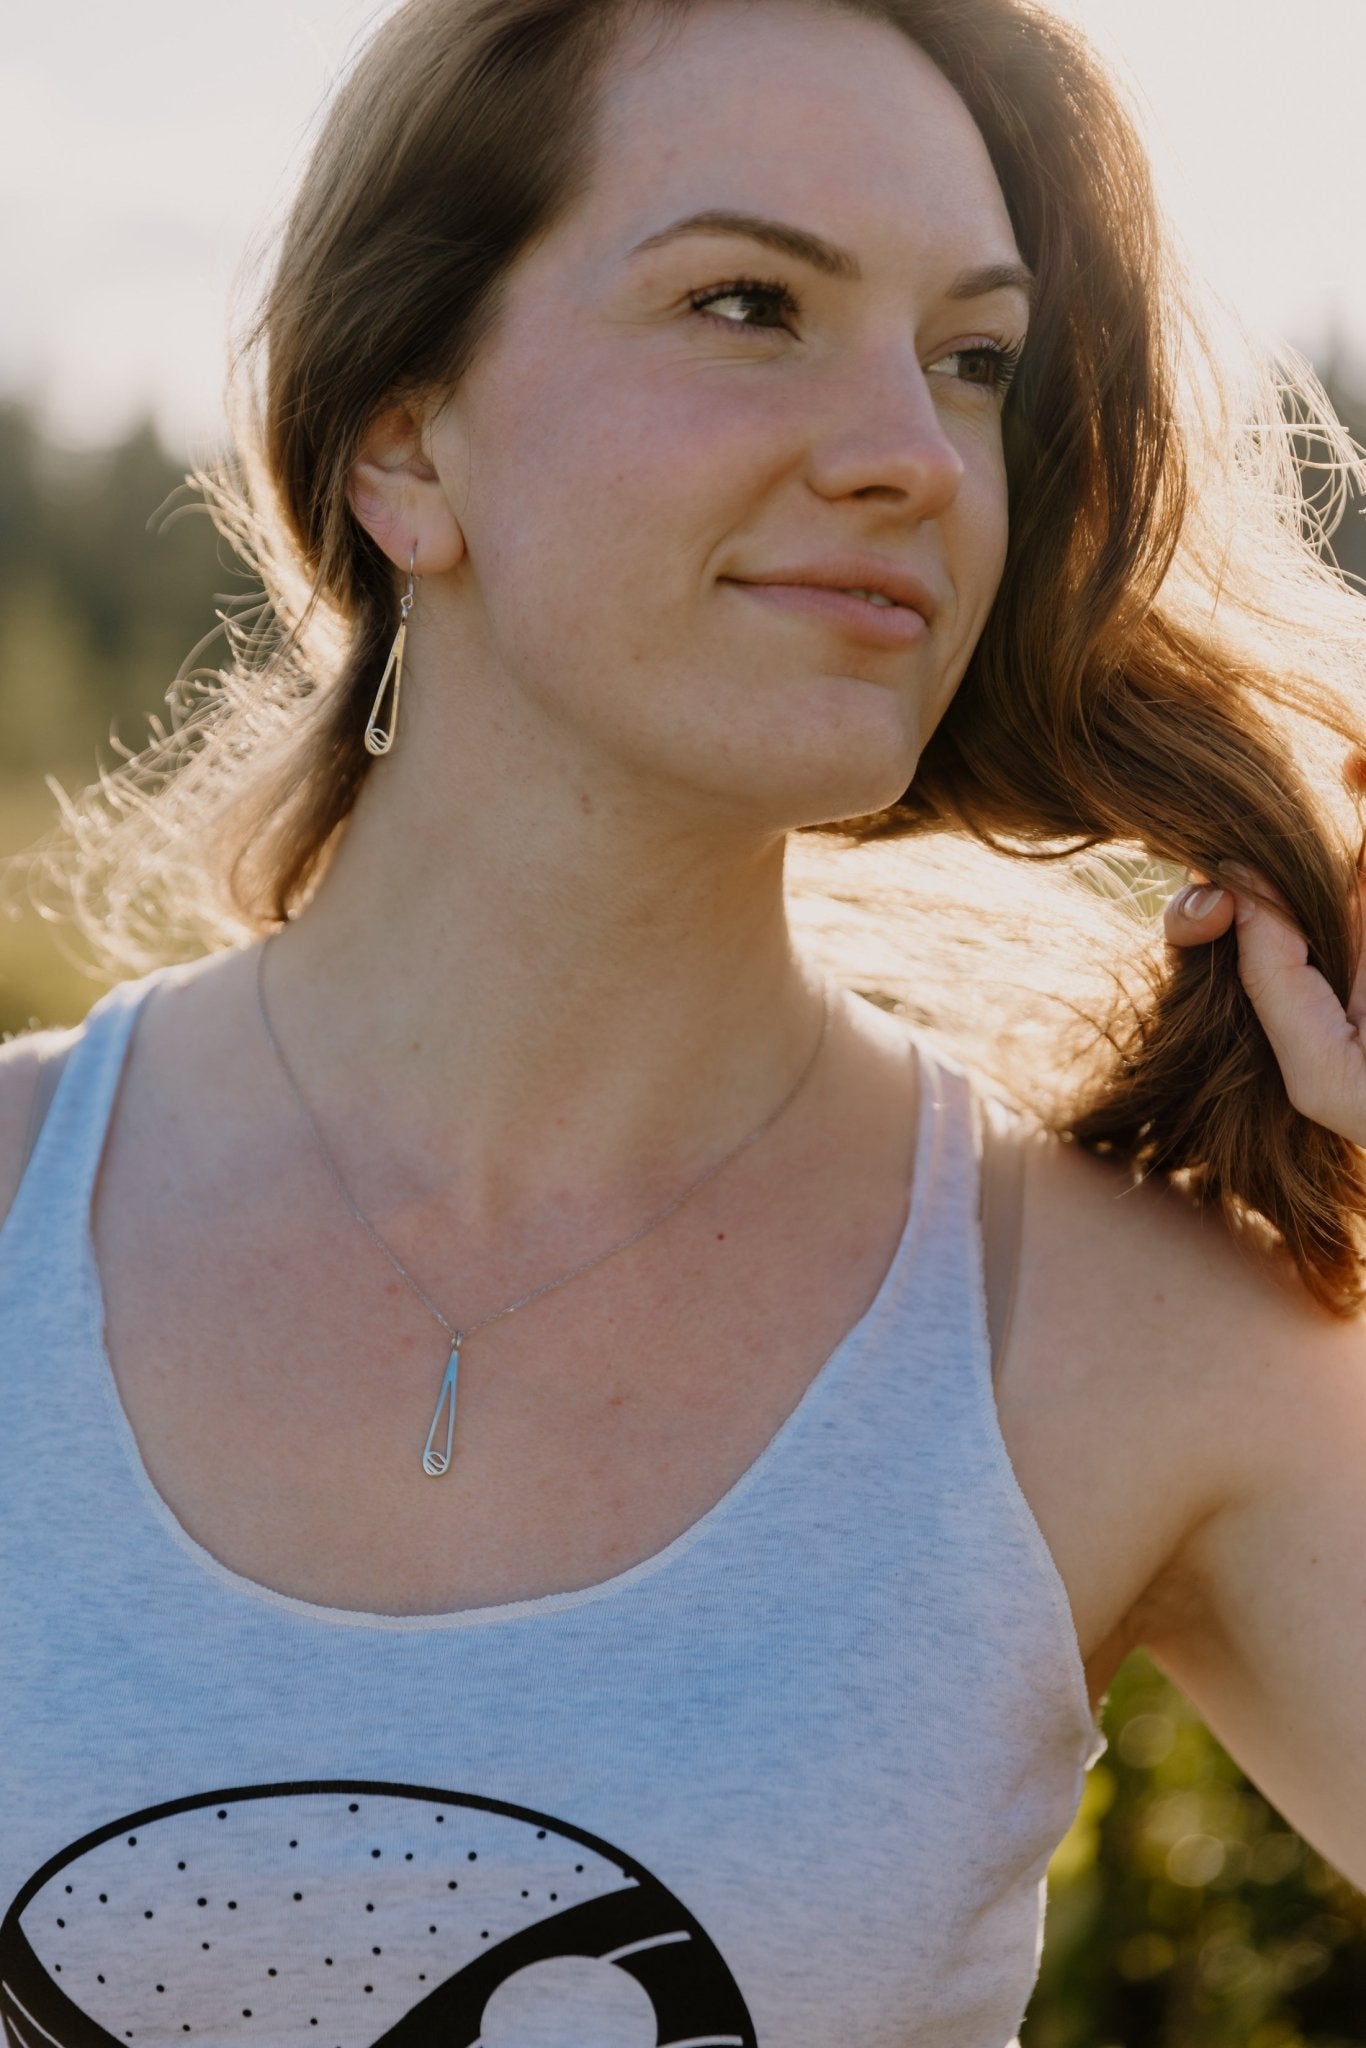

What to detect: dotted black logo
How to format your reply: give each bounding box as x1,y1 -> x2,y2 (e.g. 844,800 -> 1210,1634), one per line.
0,1781 -> 757,2046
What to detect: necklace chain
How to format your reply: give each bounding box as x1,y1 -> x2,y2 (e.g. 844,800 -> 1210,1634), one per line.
255,935 -> 832,1472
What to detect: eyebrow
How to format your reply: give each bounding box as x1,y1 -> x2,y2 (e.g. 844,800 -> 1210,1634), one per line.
629,208 -> 1037,309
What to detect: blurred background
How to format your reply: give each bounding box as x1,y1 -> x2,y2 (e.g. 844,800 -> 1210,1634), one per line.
3,3 -> 1365,2041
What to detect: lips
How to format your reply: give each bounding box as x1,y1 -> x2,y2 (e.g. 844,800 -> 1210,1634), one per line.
727,557 -> 938,621
723,578 -> 929,648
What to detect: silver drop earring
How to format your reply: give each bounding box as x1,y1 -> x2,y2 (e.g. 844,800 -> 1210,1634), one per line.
364,547 -> 418,756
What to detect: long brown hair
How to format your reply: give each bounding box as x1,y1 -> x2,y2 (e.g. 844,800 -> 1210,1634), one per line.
27,0 -> 1366,1311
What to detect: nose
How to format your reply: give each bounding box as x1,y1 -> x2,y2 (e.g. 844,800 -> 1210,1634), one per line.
804,346 -> 967,518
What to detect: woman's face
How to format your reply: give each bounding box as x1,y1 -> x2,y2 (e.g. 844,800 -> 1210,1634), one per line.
424,0 -> 1032,830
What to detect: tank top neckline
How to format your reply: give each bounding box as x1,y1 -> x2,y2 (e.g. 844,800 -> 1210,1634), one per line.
66,962 -> 945,1635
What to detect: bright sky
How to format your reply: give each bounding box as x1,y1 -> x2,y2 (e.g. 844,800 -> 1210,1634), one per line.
3,0 -> 1363,456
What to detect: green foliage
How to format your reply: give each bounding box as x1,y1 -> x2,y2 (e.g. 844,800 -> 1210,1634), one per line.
0,402 -> 248,780
1026,1653 -> 1366,2047
0,403 -> 244,1035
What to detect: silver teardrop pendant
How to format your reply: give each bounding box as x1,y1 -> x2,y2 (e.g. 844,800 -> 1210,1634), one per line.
422,1337 -> 462,1477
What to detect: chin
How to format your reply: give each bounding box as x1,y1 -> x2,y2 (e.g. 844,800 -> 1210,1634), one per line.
786,776 -> 919,832
725,750 -> 923,834
770,722 -> 926,828
615,670 -> 926,826
749,675 -> 929,802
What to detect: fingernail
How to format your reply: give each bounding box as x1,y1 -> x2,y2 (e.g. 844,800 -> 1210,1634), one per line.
1180,884 -> 1226,918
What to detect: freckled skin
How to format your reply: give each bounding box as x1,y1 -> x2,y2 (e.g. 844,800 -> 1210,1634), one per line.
408,0 -> 1024,838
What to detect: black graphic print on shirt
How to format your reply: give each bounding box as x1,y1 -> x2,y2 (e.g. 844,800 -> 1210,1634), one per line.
0,1781 -> 758,2047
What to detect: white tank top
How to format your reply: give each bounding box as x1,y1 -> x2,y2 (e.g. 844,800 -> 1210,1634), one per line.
0,967 -> 1104,2048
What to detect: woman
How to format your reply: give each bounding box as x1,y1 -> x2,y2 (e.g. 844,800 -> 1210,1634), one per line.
2,0 -> 1364,2041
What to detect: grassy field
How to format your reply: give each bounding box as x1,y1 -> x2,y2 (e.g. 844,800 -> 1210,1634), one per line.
0,773 -> 118,1036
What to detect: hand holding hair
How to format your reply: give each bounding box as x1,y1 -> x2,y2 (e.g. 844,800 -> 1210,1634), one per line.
1166,867 -> 1366,1147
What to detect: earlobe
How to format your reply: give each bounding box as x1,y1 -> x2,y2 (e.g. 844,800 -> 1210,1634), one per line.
348,401 -> 466,575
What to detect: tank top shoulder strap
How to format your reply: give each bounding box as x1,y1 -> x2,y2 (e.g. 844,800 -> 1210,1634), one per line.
1,969 -> 169,1253
901,1030 -> 986,1239
890,1031 -> 1104,1769
894,1030 -> 1026,1372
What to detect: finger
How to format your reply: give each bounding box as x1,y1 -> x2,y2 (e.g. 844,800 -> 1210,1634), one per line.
1223,860 -> 1296,920
1346,869 -> 1366,1031
1229,865 -> 1366,1032
1164,881 -> 1235,949
1233,889 -> 1366,1141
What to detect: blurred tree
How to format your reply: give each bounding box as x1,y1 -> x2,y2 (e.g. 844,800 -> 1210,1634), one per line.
0,404 -> 244,782
0,404 -> 244,1031
1025,1654 -> 1366,2048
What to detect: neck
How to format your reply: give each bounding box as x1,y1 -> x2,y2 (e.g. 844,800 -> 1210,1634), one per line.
265,716 -> 830,1231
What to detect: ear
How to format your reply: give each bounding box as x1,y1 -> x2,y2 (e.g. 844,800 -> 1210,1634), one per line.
348,400 -> 466,576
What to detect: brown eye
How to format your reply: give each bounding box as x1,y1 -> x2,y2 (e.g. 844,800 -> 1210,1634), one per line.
930,340 -> 1025,395
689,278 -> 799,331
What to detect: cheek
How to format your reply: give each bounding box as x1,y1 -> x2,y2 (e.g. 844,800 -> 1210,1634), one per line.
951,437 -> 1010,628
464,357 -> 771,633
962,421 -> 1010,551
484,308 -> 785,496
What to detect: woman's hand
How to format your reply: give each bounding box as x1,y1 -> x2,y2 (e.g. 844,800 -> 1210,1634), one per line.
1165,868 -> 1366,1144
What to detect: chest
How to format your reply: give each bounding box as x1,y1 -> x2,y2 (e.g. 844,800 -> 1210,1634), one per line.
86,1053 -> 1196,1721
91,1106 -> 918,1623
0,1333 -> 1078,2048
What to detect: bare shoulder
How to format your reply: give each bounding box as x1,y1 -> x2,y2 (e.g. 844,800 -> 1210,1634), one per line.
1009,1114 -> 1366,1876
992,1106 -> 1352,1675
0,1024 -> 80,1234
1020,1117 -> 1336,1371
1023,1114 -> 1350,1475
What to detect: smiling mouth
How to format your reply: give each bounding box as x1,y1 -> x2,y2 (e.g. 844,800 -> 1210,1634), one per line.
723,578 -> 928,646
